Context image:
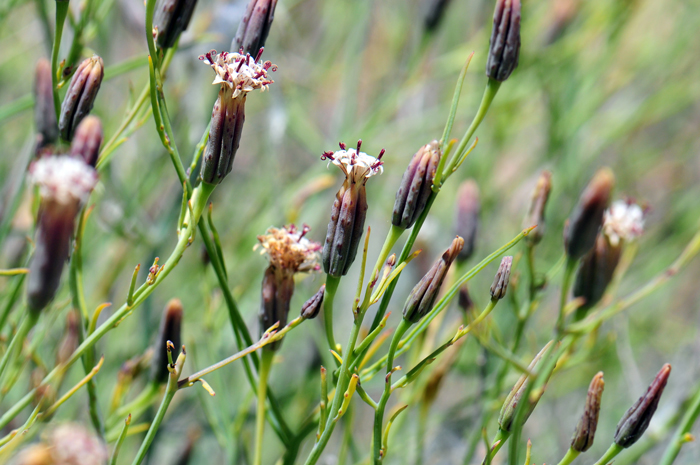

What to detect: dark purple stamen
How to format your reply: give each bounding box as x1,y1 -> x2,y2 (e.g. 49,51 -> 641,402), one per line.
256,47 -> 265,62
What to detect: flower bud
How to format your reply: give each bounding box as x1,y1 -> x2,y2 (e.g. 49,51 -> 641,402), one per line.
199,50 -> 276,184
232,0 -> 278,56
392,141 -> 441,229
56,310 -> 80,366
498,341 -> 554,432
490,256 -> 513,300
403,237 -> 464,324
321,141 -> 384,277
423,0 -> 453,32
69,116 -> 103,167
301,284 -> 325,319
150,299 -> 184,384
454,179 -> 480,262
154,0 -> 199,49
522,170 -> 552,245
59,55 -> 104,141
26,156 -> 97,313
486,0 -> 521,82
565,168 -> 614,260
34,58 -> 58,150
259,267 -> 294,351
571,372 -> 604,452
573,234 -> 621,316
614,364 -> 671,448
457,285 -> 474,314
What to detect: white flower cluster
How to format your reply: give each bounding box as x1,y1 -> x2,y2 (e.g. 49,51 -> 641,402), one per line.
323,147 -> 384,181
603,200 -> 644,246
29,156 -> 98,206
200,50 -> 276,99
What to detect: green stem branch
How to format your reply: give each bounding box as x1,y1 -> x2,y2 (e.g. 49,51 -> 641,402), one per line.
254,351 -> 275,465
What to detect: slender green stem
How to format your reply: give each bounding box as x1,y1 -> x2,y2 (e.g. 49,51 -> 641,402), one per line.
0,273 -> 26,333
659,382 -> 700,465
373,318 -> 410,464
557,258 -> 577,334
0,312 -> 38,395
323,275 -> 341,354
482,429 -> 508,465
109,382 -> 159,428
110,414 -> 131,465
130,373 -> 179,465
254,351 -> 274,465
51,0 -> 70,119
555,448 -> 580,465
592,443 -> 623,465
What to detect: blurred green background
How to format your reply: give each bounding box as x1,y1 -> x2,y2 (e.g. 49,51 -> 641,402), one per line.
1,0 -> 700,463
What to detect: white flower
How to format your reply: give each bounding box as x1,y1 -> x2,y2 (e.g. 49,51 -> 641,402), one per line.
256,224 -> 321,274
603,200 -> 644,246
199,50 -> 276,99
29,156 -> 97,207
322,142 -> 385,182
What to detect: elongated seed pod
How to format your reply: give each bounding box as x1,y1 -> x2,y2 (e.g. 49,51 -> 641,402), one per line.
201,91 -> 246,184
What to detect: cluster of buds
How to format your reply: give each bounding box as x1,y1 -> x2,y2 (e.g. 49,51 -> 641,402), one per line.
321,141 -> 384,277
403,237 -> 463,324
454,179 -> 480,262
198,49 -> 276,184
522,170 -> 552,245
59,55 -> 104,142
154,0 -> 199,49
571,372 -> 604,452
256,225 -> 320,350
232,0 -> 278,56
34,59 -> 58,152
392,141 -> 441,230
26,155 -> 98,312
150,299 -> 184,384
486,0 -> 521,82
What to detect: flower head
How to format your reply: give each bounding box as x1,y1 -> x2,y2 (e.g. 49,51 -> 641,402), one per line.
29,156 -> 97,207
199,49 -> 276,100
321,140 -> 385,183
603,200 -> 644,247
256,224 -> 321,275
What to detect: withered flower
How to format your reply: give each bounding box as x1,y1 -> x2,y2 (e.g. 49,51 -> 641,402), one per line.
321,141 -> 384,277
565,168 -> 614,260
486,0 -> 521,82
150,299 -> 184,384
403,237 -> 463,324
154,0 -> 199,49
257,224 -> 320,350
571,372 -> 605,452
199,49 -> 276,184
392,141 -> 441,229
26,156 -> 97,313
232,0 -> 278,56
454,179 -> 480,262
58,55 -> 104,141
490,256 -> 513,300
522,170 -> 552,245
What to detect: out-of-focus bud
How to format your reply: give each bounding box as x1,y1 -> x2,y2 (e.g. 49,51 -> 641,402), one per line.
321,141 -> 384,277
69,116 -> 103,167
26,156 -> 97,313
490,256 -> 513,300
58,56 -> 104,141
154,0 -> 199,49
542,0 -> 580,46
457,285 -> 474,314
232,0 -> 278,56
565,168 -> 614,260
199,50 -> 276,184
256,224 -> 320,350
573,234 -> 621,316
13,423 -> 108,464
498,341 -> 554,432
571,372 -> 605,452
486,0 -> 521,82
301,284 -> 325,319
392,141 -> 441,229
34,59 -> 58,150
56,310 -> 80,366
150,299 -> 184,384
423,0 -> 453,32
522,171 -> 552,245
454,179 -> 480,262
403,237 -> 464,324
614,364 -> 671,448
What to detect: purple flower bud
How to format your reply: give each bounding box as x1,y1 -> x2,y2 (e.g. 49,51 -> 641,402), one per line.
301,284 -> 325,319
151,299 -> 184,384
154,0 -> 199,49
571,372 -> 605,452
457,285 -> 474,314
259,267 -> 294,351
423,0 -> 453,32
69,116 -> 103,167
565,168 -> 615,260
26,156 -> 97,313
392,141 -> 441,229
486,0 -> 521,82
34,58 -> 58,150
59,56 -> 104,141
232,0 -> 278,56
321,142 -> 384,277
614,364 -> 671,448
490,256 -> 513,300
454,179 -> 480,262
403,237 -> 464,324
573,234 -> 621,317
522,170 -> 552,245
